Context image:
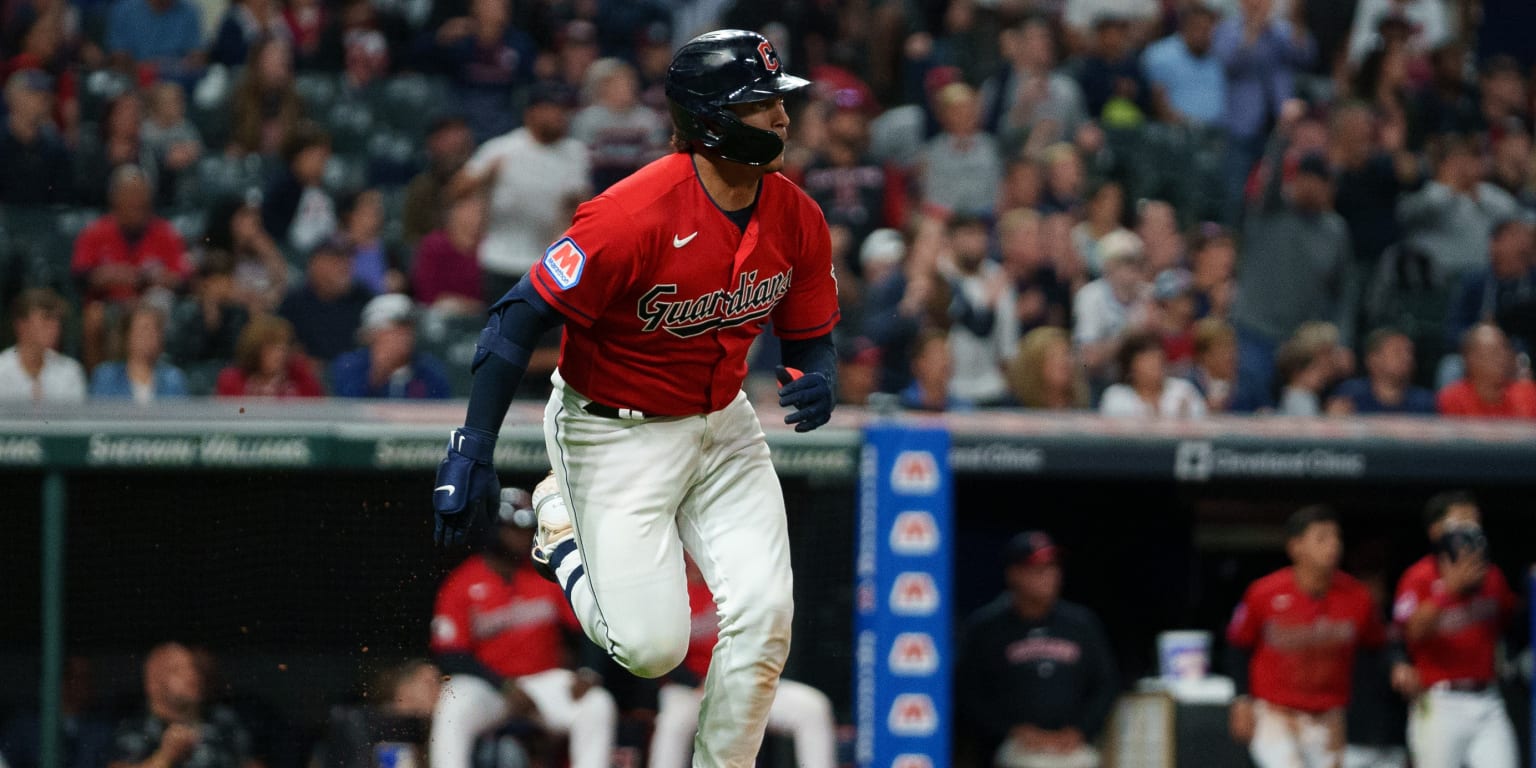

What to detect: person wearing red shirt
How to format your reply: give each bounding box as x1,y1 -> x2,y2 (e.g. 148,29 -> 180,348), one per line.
1226,505 -> 1386,768
429,487 -> 615,768
648,554 -> 837,768
410,193 -> 486,316
213,314 -> 324,398
1392,491 -> 1519,768
1436,323 -> 1536,418
431,31 -> 839,766
71,165 -> 191,370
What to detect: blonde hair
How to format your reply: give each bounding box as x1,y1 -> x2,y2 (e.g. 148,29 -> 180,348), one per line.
1007,326 -> 1089,409
234,314 -> 295,374
1192,317 -> 1236,359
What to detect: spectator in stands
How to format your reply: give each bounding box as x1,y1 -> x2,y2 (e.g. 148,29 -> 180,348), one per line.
1188,223 -> 1237,320
1006,326 -> 1089,410
1347,0 -> 1448,66
230,36 -> 302,158
1488,130 -> 1536,209
1328,327 -> 1436,414
1212,0 -> 1315,223
551,19 -> 601,95
1071,179 -> 1133,276
337,27 -> 388,97
979,16 -> 1088,150
1273,321 -> 1347,416
1413,44 -> 1483,146
0,68 -> 71,206
919,82 -> 1001,218
1039,143 -> 1086,215
836,337 -> 882,406
901,329 -> 972,412
72,165 -> 192,371
946,214 -> 1019,407
1137,200 -> 1186,276
1396,136 -> 1521,280
167,250 -> 251,393
278,237 -> 371,363
1188,317 -> 1239,412
1447,215 -> 1536,356
1072,229 -> 1151,387
74,93 -> 153,208
401,116 -> 475,250
329,293 -> 449,399
570,57 -> 668,194
89,303 -> 188,401
261,121 -> 337,259
1477,57 -> 1530,141
450,79 -> 589,302
956,530 -> 1117,767
209,0 -> 289,68
140,81 -> 203,207
283,0 -> 328,68
1075,15 -> 1151,128
338,189 -> 405,296
215,313 -> 324,397
1230,149 -> 1354,412
801,84 -> 903,256
0,288 -> 86,403
108,642 -> 258,768
431,0 -> 536,142
4,10 -> 82,143
997,157 -> 1045,212
1100,330 -> 1208,417
1436,322 -> 1536,418
105,0 -> 205,82
1328,101 -> 1419,280
999,209 -> 1073,333
1142,2 -> 1226,128
865,246 -> 951,396
202,194 -> 288,313
1152,268 -> 1200,376
411,193 -> 485,317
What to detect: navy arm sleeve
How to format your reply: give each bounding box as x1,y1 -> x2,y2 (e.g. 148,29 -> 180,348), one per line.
780,333 -> 838,380
463,274 -> 565,435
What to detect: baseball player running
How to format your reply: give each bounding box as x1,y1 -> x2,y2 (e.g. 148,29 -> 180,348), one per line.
1392,491 -> 1519,768
428,488 -> 617,768
431,29 -> 840,767
1226,506 -> 1386,768
648,552 -> 838,768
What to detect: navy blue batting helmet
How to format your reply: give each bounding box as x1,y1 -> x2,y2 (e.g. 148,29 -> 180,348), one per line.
665,30 -> 810,166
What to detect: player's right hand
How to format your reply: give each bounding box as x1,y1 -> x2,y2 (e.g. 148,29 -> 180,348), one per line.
432,427 -> 500,546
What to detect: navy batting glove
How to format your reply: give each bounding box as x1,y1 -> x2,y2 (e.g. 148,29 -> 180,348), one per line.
432,427 -> 500,546
776,365 -> 834,433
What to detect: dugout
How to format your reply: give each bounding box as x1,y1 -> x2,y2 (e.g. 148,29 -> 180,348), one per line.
3,402 -> 1536,768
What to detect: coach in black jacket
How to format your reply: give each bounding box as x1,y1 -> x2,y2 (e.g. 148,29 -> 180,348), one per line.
955,530 -> 1118,768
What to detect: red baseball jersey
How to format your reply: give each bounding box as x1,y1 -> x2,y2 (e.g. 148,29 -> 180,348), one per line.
1226,567 -> 1386,712
1392,555 -> 1517,686
71,216 -> 191,303
430,555 -> 580,678
681,579 -> 719,682
528,152 -> 840,416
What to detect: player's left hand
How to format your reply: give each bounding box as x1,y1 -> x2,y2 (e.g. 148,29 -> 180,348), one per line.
776,365 -> 834,432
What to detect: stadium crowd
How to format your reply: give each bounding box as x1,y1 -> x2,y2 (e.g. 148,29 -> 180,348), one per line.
4,0 -> 1536,417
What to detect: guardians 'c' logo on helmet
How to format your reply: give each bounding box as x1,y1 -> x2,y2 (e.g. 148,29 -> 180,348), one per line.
757,40 -> 781,72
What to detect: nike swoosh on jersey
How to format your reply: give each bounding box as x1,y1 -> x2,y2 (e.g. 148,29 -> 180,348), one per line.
673,232 -> 699,248
435,485 -> 456,495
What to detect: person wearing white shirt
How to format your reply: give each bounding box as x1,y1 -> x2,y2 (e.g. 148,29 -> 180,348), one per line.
450,80 -> 592,301
1346,0 -> 1450,65
0,288 -> 87,404
1099,330 -> 1207,417
1072,230 -> 1151,385
944,215 -> 1019,405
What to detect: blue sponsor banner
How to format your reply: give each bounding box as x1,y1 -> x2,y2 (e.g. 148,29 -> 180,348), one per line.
856,425 -> 952,768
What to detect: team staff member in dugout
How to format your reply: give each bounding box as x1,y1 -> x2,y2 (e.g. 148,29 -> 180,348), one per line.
430,29 -> 840,767
1226,505 -> 1387,768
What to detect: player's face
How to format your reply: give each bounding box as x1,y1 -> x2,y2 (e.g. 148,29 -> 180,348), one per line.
1289,521 -> 1342,573
1008,562 -> 1062,605
729,96 -> 790,172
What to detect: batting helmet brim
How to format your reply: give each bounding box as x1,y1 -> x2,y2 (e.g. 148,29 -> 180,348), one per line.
717,73 -> 812,105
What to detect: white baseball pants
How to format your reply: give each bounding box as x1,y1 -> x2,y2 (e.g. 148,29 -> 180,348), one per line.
429,670 -> 616,768
648,679 -> 837,768
1407,686 -> 1516,768
1249,700 -> 1344,768
543,373 -> 794,767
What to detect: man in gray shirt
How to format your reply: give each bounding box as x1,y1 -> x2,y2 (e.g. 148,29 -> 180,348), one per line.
1231,149 -> 1355,411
